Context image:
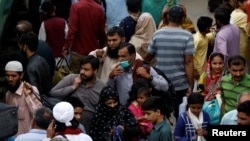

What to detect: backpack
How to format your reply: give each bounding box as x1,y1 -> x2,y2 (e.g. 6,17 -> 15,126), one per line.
132,60 -> 176,119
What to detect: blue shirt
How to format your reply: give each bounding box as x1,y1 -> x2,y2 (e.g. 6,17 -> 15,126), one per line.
220,109 -> 238,125
148,120 -> 172,141
15,129 -> 47,141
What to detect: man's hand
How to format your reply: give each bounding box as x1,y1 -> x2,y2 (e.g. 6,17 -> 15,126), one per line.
109,64 -> 124,79
186,86 -> 192,97
62,47 -> 68,58
136,67 -> 150,79
96,49 -> 105,58
23,81 -> 33,97
46,119 -> 56,138
72,76 -> 81,90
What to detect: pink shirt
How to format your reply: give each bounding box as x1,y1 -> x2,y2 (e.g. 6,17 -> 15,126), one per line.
5,82 -> 42,136
128,102 -> 153,136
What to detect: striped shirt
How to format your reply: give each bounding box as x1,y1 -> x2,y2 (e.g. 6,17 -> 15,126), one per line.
148,27 -> 195,91
220,73 -> 250,113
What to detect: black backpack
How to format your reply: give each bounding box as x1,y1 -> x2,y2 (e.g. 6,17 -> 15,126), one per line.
132,60 -> 176,119
151,67 -> 176,119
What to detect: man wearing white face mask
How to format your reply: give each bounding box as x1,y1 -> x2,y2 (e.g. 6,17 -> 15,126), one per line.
107,42 -> 169,105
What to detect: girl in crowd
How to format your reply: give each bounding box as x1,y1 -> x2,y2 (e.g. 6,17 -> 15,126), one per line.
174,92 -> 210,141
198,52 -> 225,101
89,86 -> 141,141
127,78 -> 153,141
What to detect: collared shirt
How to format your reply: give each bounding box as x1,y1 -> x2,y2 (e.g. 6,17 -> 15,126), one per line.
5,82 -> 42,136
15,129 -> 47,141
221,73 -> 250,113
107,66 -> 169,105
220,109 -> 238,125
148,120 -> 172,141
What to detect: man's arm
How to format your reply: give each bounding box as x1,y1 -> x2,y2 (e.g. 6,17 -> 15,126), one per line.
184,54 -> 194,96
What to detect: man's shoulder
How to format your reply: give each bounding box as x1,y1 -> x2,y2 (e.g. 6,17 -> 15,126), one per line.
221,74 -> 232,82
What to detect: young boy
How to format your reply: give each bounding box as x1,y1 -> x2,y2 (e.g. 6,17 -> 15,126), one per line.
66,97 -> 86,133
141,96 -> 172,141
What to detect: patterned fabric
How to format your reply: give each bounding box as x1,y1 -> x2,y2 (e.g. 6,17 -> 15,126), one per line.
89,86 -> 138,141
174,111 -> 210,141
148,27 -> 195,91
119,16 -> 137,42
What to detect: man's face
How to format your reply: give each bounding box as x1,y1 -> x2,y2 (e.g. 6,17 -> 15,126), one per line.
80,63 -> 96,82
74,107 -> 83,121
118,47 -> 135,68
229,64 -> 245,83
5,71 -> 23,92
107,33 -> 123,49
237,112 -> 250,125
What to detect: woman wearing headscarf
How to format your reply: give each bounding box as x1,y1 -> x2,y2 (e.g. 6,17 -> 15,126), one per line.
89,86 -> 141,141
129,12 -> 156,65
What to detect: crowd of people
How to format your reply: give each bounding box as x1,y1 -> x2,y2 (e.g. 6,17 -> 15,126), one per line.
1,0 -> 250,141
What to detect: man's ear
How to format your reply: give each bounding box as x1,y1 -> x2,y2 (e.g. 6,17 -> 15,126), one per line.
20,72 -> 24,80
121,37 -> 126,42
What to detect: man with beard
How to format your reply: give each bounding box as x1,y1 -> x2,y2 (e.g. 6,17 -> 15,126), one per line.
5,61 -> 42,136
213,7 -> 240,66
50,55 -> 105,134
220,55 -> 250,118
89,26 -> 142,83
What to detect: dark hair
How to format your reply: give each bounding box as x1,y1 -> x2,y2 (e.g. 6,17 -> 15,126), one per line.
55,118 -> 79,132
168,5 -> 185,24
219,2 -> 234,14
127,78 -> 152,106
16,20 -> 33,37
188,92 -> 204,106
209,52 -> 224,64
197,16 -> 213,32
126,0 -> 141,13
66,97 -> 84,108
107,26 -> 125,37
118,42 -> 136,55
228,55 -> 246,67
214,7 -> 231,25
33,106 -> 53,129
18,32 -> 39,52
141,96 -> 165,114
80,55 -> 100,70
41,0 -> 55,16
237,100 -> 250,116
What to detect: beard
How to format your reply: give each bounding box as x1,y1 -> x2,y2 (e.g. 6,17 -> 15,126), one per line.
7,81 -> 21,93
81,74 -> 95,83
106,46 -> 119,59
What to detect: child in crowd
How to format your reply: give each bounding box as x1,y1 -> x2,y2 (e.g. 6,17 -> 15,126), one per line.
142,96 -> 172,141
174,92 -> 210,141
127,78 -> 153,141
66,97 -> 86,133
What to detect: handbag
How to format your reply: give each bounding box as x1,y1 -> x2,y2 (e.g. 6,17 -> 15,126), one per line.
32,90 -> 62,110
202,98 -> 220,125
0,103 -> 18,139
53,58 -> 73,86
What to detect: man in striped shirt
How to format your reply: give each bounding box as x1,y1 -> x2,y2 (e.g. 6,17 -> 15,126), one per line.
146,5 -> 195,120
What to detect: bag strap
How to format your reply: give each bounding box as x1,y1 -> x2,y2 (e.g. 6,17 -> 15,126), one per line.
56,58 -> 72,71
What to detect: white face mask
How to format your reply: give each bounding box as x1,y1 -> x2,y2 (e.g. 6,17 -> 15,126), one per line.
130,14 -> 139,21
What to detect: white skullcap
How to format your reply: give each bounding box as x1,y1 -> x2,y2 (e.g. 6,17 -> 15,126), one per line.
5,61 -> 23,72
53,102 -> 74,127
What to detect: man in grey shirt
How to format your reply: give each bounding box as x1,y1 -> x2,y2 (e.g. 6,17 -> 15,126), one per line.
107,42 -> 168,105
50,55 -> 105,133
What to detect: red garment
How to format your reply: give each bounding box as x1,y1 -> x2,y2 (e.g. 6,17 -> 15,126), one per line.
58,127 -> 82,135
44,17 -> 66,57
64,0 -> 106,55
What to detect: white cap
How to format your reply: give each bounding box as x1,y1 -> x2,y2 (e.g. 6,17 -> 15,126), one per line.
5,61 -> 23,72
53,102 -> 74,127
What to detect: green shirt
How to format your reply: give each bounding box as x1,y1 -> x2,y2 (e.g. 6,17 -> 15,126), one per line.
148,120 -> 172,141
220,73 -> 250,113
